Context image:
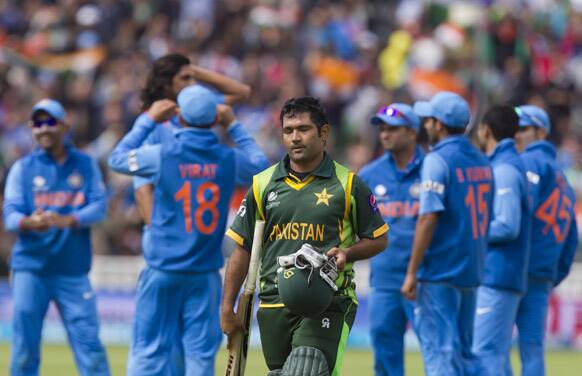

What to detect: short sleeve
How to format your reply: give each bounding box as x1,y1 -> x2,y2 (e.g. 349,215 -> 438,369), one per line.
351,175 -> 389,239
419,152 -> 449,215
226,187 -> 258,252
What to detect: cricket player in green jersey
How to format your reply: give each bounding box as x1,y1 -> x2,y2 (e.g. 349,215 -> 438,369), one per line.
221,96 -> 388,376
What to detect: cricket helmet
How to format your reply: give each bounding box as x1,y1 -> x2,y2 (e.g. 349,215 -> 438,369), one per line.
277,244 -> 339,316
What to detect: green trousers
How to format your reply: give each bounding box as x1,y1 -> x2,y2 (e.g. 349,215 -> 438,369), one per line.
257,295 -> 357,375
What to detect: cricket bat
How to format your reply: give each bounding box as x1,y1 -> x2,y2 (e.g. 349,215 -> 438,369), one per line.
225,220 -> 265,376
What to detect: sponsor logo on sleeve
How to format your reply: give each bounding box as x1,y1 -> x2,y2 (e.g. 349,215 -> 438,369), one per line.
237,199 -> 247,217
421,180 -> 445,194
368,193 -> 379,213
128,150 -> 139,172
526,171 -> 540,184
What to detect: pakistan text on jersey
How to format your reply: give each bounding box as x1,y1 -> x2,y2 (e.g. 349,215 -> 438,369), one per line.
34,191 -> 85,208
178,163 -> 218,179
269,223 -> 325,242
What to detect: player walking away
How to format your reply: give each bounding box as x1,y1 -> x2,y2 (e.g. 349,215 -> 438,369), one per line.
359,103 -> 423,376
134,53 -> 251,224
400,92 -> 494,376
3,99 -> 110,376
473,106 -> 531,376
221,96 -> 388,376
108,85 -> 269,376
514,105 -> 578,376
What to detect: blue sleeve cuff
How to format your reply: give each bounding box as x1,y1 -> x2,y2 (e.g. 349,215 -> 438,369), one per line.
5,212 -> 24,232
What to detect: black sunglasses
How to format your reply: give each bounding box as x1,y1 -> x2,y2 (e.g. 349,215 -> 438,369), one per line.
32,117 -> 58,128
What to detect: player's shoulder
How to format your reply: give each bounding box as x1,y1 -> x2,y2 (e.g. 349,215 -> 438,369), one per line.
255,163 -> 278,178
423,151 -> 448,169
251,163 -> 279,192
68,148 -> 100,171
359,154 -> 389,179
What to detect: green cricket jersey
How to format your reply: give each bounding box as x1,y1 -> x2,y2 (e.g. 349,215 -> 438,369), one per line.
226,153 -> 388,307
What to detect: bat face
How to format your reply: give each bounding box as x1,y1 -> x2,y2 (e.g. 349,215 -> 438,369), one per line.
225,292 -> 255,376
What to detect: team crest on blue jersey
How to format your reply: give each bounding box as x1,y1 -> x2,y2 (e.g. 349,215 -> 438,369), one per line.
32,176 -> 46,191
368,193 -> 379,213
409,183 -> 420,198
67,172 -> 83,189
374,184 -> 387,197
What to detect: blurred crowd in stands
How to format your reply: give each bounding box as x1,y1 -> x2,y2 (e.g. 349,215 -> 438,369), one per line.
1,0 -> 582,272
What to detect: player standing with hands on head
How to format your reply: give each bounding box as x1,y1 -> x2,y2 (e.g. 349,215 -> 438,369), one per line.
514,105 -> 578,376
359,103 -> 423,376
472,106 -> 531,376
222,96 -> 388,376
3,99 -> 110,376
400,92 -> 494,376
133,53 -> 251,225
108,85 -> 269,376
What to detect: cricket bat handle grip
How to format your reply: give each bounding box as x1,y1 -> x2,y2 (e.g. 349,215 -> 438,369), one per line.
243,220 -> 265,293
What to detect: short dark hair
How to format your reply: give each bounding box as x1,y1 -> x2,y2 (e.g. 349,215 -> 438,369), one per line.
140,54 -> 190,110
481,105 -> 519,141
279,96 -> 329,130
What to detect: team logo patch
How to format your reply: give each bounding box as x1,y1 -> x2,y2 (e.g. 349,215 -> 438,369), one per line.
409,183 -> 420,198
368,193 -> 379,213
374,184 -> 387,197
314,188 -> 334,206
33,176 -> 46,188
67,172 -> 83,189
237,199 -> 247,217
283,270 -> 295,279
266,191 -> 281,209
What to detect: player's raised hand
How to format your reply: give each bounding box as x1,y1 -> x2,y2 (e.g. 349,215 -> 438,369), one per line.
216,104 -> 237,128
401,272 -> 417,300
147,99 -> 177,123
326,247 -> 347,271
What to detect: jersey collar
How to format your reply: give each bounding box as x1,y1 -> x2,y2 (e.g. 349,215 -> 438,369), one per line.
523,140 -> 556,159
387,145 -> 424,177
273,152 -> 335,180
488,138 -> 516,161
431,135 -> 467,151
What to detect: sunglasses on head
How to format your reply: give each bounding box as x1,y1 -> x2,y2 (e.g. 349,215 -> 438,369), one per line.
32,117 -> 58,128
377,106 -> 412,127
514,107 -> 545,129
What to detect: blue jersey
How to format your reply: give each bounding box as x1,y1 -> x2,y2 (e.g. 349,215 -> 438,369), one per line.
132,117 -> 181,190
521,141 -> 578,283
3,145 -> 107,275
482,139 -> 531,293
133,89 -> 224,190
108,114 -> 269,272
418,136 -> 493,288
359,147 -> 423,290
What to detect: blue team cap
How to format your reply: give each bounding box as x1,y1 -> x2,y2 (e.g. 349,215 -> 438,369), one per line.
370,103 -> 420,131
515,105 -> 551,133
31,99 -> 66,121
413,91 -> 470,128
177,85 -> 218,126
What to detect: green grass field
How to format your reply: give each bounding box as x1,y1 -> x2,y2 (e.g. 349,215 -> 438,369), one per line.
1,344 -> 581,375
